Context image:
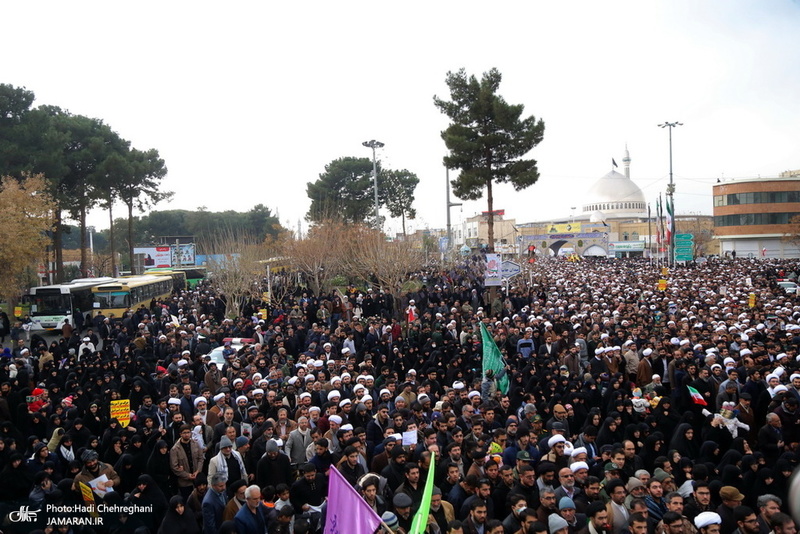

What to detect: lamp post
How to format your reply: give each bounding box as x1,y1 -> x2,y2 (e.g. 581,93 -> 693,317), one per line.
362,139 -> 384,229
658,121 -> 682,266
445,167 -> 462,252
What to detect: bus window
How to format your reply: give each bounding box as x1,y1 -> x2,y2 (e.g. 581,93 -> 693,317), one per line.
27,295 -> 71,316
94,291 -> 130,309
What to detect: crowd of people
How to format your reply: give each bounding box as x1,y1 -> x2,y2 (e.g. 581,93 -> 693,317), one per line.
0,256 -> 799,534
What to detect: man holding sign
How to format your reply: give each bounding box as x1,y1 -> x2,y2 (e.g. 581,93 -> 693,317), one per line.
72,450 -> 120,496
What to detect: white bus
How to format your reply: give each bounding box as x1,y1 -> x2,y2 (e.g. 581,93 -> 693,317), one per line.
24,277 -> 116,331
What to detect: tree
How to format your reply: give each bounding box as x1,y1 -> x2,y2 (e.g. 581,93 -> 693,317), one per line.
306,157 -> 380,224
96,150 -> 131,276
380,169 -> 419,236
43,111 -> 130,278
245,204 -> 283,239
287,220 -> 350,296
784,215 -> 800,250
0,174 -> 55,300
434,68 -> 545,251
203,229 -> 266,318
346,226 -> 423,315
675,214 -> 715,256
118,148 -> 170,274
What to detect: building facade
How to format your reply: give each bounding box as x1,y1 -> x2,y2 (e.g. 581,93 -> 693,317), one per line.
713,172 -> 800,258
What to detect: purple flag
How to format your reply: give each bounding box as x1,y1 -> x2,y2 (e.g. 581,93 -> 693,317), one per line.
324,467 -> 383,534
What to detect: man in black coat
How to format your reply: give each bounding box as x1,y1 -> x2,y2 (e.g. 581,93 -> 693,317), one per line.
757,413 -> 784,464
256,439 -> 293,488
290,463 -> 327,514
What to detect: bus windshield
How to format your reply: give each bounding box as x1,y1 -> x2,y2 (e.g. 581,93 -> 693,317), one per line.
93,291 -> 130,309
25,294 -> 71,316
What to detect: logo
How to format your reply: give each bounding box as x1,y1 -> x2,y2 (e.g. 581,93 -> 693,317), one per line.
9,506 -> 40,522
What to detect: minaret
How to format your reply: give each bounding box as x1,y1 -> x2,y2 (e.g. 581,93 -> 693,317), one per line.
622,144 -> 631,179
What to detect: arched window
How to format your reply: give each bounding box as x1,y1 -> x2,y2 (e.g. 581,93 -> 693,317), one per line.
623,232 -> 630,241
632,232 -> 639,240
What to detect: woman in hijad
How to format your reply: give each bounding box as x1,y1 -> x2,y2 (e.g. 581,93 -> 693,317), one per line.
157,495 -> 200,534
84,401 -> 107,436
638,432 -> 666,473
103,436 -> 124,466
739,454 -> 757,490
146,439 -> 173,497
697,441 -> 721,465
719,464 -> 743,491
582,408 -> 603,434
596,416 -> 622,447
0,452 -> 35,503
746,468 -> 776,509
715,450 -> 742,474
113,453 -> 139,495
651,396 -> 680,438
668,423 -> 700,459
128,474 -> 169,532
771,458 -> 793,505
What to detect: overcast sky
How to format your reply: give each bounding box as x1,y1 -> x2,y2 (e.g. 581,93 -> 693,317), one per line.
5,1 -> 800,236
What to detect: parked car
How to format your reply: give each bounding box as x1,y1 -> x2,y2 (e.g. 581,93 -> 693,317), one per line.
777,280 -> 798,294
207,337 -> 255,367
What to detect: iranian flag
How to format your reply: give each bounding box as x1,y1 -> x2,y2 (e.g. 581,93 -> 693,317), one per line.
687,385 -> 707,406
665,196 -> 674,246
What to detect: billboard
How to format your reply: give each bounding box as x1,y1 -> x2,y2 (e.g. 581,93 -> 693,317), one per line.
134,244 -> 196,268
134,246 -> 172,268
172,244 -> 196,266
547,223 -> 582,234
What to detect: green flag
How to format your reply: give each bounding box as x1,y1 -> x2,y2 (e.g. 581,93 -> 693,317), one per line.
408,454 -> 435,534
480,322 -> 509,394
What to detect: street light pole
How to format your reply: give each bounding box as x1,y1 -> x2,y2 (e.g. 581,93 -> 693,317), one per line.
658,121 -> 682,266
362,139 -> 384,229
446,167 -> 462,251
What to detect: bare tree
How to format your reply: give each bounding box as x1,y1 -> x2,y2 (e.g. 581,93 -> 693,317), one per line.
676,214 -> 716,256
203,229 -> 266,318
782,215 -> 800,250
286,220 -> 350,296
346,226 -> 423,315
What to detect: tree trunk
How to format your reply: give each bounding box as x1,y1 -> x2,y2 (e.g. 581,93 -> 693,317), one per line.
127,201 -> 135,275
109,202 -> 116,276
54,210 -> 64,283
79,207 -> 88,277
486,178 -> 494,252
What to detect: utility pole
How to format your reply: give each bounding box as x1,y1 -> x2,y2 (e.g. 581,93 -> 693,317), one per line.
445,167 -> 462,251
362,140 -> 384,229
647,203 -> 652,266
658,121 -> 682,266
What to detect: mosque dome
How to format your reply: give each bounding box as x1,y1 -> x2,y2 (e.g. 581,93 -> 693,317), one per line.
582,170 -> 647,218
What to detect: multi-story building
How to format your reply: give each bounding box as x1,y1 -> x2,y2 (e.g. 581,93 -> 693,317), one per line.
713,171 -> 800,258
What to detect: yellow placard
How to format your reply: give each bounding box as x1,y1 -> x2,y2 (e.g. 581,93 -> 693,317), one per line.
661,267 -> 669,277
14,306 -> 22,317
78,481 -> 100,516
749,293 -> 756,308
658,279 -> 668,291
110,399 -> 131,427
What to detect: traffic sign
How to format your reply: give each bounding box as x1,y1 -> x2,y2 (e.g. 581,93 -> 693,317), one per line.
500,260 -> 521,278
675,233 -> 694,241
